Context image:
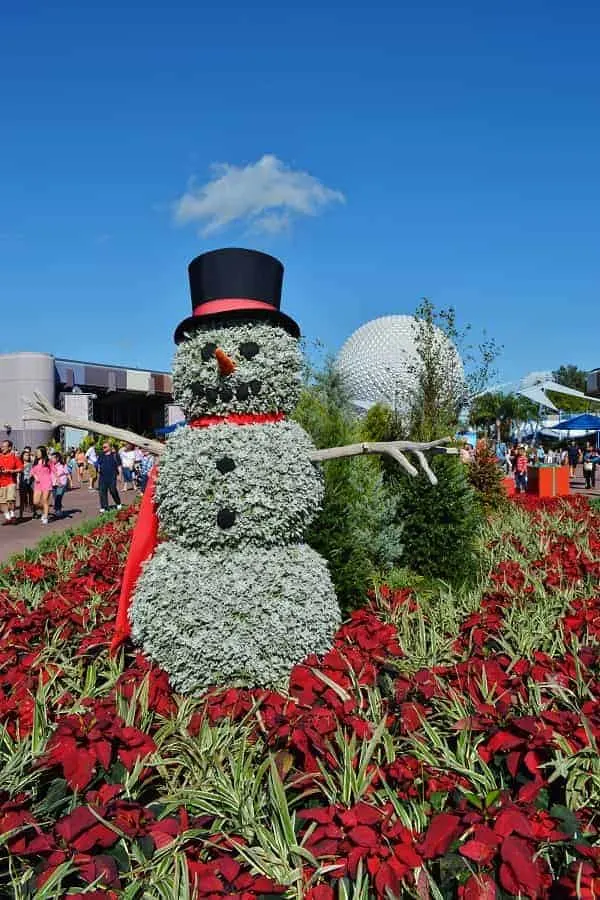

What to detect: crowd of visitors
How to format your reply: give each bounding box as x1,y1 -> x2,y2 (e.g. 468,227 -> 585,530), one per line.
0,438 -> 155,527
459,437 -> 600,493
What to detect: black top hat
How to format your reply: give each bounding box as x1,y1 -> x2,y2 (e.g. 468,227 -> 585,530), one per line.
174,248 -> 300,343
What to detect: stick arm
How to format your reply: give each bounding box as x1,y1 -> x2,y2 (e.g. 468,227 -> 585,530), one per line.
309,437 -> 457,485
23,392 -> 165,456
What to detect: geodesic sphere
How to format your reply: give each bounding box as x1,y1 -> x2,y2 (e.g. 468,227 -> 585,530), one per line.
335,314 -> 463,414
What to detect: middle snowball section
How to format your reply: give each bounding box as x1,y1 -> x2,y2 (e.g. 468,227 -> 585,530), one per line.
155,421 -> 324,550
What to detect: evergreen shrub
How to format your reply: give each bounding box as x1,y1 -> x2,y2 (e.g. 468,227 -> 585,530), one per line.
392,453 -> 483,587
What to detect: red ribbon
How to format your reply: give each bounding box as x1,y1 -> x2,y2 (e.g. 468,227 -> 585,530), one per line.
189,411 -> 285,428
110,410 -> 286,653
193,297 -> 275,317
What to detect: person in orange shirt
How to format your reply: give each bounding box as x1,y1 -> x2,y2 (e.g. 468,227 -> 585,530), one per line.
0,439 -> 24,524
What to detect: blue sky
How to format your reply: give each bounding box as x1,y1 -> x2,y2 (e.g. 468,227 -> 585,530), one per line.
1,0 -> 599,383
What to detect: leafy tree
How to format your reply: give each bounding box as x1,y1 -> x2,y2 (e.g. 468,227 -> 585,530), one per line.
357,299 -> 497,586
547,365 -> 591,413
469,391 -> 503,436
470,392 -> 538,440
546,391 -> 588,414
552,364 -> 588,393
408,299 -> 501,442
360,402 -> 402,444
293,361 -> 402,614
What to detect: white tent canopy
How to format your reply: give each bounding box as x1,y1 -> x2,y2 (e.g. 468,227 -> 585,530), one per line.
517,379 -> 600,412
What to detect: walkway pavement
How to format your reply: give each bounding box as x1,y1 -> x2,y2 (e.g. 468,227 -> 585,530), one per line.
570,463 -> 600,498
0,482 -> 138,564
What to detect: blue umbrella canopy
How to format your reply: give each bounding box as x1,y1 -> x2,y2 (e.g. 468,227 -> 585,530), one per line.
553,413 -> 600,431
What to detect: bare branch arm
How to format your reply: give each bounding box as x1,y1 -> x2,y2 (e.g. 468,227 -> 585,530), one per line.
309,437 -> 457,485
23,392 -> 165,456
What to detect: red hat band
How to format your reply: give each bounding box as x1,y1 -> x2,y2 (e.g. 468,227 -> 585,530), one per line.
193,297 -> 277,318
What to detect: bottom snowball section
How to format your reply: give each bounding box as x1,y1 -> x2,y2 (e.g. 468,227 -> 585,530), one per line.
130,541 -> 341,694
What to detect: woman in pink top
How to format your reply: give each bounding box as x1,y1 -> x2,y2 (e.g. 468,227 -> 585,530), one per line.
50,451 -> 70,518
30,446 -> 53,524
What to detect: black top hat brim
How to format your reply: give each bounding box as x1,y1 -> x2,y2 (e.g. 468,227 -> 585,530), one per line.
174,306 -> 300,344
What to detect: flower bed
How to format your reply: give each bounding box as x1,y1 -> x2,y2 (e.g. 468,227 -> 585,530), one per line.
0,497 -> 599,897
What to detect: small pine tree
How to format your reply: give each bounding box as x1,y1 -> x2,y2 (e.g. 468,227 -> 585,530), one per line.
467,440 -> 508,513
393,453 -> 483,587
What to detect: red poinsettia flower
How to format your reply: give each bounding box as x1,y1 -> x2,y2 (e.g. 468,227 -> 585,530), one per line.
419,813 -> 463,859
54,805 -> 118,852
186,854 -> 285,896
40,708 -> 156,790
458,873 -> 497,900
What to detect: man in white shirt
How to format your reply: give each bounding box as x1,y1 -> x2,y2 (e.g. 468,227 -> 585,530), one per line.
119,443 -> 137,491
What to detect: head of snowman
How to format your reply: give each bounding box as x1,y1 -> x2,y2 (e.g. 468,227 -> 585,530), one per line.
172,249 -> 303,418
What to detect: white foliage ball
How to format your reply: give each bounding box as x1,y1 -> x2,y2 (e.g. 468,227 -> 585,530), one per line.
131,542 -> 341,693
155,421 -> 324,550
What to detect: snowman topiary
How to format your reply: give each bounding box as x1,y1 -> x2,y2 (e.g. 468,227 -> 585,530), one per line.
25,248 -> 453,695
135,346 -> 341,691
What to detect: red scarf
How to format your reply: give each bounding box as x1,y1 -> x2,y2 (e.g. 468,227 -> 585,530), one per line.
110,410 -> 284,653
189,411 -> 285,428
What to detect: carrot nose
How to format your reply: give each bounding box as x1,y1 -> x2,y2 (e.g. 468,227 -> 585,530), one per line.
215,347 -> 236,377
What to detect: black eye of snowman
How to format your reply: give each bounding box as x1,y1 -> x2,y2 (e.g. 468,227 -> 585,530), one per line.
239,341 -> 259,359
201,342 -> 217,362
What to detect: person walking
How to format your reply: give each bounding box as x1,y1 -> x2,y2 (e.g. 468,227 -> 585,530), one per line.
119,442 -> 137,491
75,447 -> 86,483
66,449 -> 77,484
135,448 -> 155,493
515,447 -> 528,493
97,441 -> 122,512
0,439 -> 24,524
18,448 -> 35,520
582,445 -> 600,490
584,442 -> 598,488
30,446 -> 53,524
50,451 -> 70,517
85,444 -> 99,490
567,442 -> 580,478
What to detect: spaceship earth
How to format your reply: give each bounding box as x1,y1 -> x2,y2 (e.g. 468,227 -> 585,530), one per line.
335,314 -> 463,414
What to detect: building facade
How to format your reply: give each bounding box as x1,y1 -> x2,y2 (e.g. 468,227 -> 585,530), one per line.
587,369 -> 600,398
0,352 -> 182,449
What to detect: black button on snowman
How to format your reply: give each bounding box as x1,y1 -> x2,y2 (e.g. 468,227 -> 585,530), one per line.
130,248 -> 342,693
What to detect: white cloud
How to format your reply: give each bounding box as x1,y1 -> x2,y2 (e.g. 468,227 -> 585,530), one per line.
173,154 -> 344,235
